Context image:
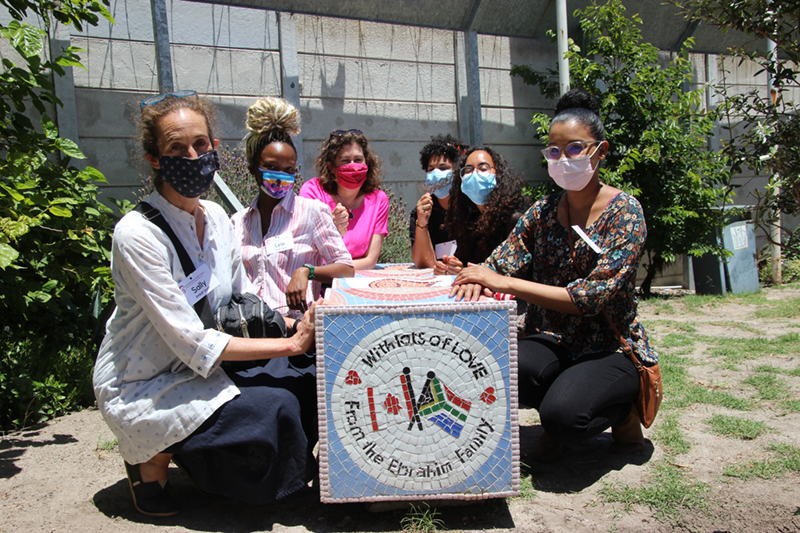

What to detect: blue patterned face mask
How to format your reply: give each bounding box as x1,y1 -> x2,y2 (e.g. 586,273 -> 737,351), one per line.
460,170 -> 496,206
426,169 -> 453,199
158,150 -> 220,198
260,168 -> 296,199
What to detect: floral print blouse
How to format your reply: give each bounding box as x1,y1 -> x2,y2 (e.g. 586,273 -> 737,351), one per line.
484,191 -> 657,364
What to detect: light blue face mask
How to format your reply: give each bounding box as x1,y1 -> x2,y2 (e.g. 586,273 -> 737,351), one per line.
460,170 -> 496,206
425,168 -> 453,199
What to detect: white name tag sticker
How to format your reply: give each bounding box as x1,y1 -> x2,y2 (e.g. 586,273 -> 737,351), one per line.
266,233 -> 294,255
179,263 -> 220,306
571,225 -> 603,254
434,239 -> 457,259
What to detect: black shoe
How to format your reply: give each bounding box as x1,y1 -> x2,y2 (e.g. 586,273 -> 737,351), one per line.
124,461 -> 180,517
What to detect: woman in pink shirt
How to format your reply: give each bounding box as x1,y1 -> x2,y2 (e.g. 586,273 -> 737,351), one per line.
231,98 -> 354,320
299,130 -> 389,270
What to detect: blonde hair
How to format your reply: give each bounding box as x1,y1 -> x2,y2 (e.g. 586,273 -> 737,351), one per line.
243,97 -> 300,166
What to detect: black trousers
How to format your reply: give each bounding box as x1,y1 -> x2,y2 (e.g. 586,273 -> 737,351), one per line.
518,333 -> 639,444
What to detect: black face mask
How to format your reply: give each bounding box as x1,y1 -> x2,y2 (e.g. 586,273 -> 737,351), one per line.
158,150 -> 220,198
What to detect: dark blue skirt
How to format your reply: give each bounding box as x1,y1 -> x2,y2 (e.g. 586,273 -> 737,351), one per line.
165,358 -> 317,505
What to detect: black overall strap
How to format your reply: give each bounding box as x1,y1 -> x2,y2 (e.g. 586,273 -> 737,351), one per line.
134,201 -> 216,329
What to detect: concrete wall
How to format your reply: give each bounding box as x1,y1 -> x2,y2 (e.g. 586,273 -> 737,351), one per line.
3,2 -> 789,286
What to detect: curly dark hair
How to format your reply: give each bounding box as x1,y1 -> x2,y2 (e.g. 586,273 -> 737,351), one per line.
137,92 -> 216,188
314,130 -> 382,195
444,146 -> 527,253
419,134 -> 466,170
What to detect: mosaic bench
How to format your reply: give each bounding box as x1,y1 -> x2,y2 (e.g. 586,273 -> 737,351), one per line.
315,268 -> 520,503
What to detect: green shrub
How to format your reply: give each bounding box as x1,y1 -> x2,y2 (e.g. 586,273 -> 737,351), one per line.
0,2 -> 116,430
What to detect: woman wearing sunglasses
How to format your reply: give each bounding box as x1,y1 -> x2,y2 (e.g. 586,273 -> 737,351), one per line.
94,91 -> 320,517
451,89 -> 657,460
299,129 -> 388,269
231,97 -> 353,319
437,146 -> 528,275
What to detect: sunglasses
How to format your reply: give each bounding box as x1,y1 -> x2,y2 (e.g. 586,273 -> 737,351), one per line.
140,89 -> 197,109
330,129 -> 363,137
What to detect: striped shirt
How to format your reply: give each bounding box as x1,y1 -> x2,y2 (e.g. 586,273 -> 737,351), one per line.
231,191 -> 353,319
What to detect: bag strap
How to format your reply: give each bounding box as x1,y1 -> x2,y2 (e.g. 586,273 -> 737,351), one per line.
133,201 -> 216,329
562,194 -> 639,365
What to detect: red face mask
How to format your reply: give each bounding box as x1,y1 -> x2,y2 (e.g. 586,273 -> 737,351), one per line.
335,162 -> 369,189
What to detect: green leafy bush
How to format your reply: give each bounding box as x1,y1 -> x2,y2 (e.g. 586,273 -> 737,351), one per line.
0,1 -> 116,429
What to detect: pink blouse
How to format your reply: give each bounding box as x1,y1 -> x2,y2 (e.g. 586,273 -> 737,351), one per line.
299,177 -> 389,259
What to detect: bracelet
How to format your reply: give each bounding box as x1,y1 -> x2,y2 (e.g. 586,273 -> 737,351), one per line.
415,219 -> 428,229
303,263 -> 315,280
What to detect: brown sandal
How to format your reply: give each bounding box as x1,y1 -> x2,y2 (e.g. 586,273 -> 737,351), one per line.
611,406 -> 644,454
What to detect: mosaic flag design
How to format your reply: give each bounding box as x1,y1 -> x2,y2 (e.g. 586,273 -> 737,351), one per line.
416,371 -> 472,438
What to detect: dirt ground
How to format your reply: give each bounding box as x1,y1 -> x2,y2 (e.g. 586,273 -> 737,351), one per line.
2,286 -> 800,533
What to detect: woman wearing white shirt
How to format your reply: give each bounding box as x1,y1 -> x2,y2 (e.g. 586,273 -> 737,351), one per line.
93,91 -> 318,517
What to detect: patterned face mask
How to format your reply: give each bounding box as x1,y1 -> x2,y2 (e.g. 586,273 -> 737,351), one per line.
158,150 -> 220,198
259,168 -> 296,199
426,168 -> 453,199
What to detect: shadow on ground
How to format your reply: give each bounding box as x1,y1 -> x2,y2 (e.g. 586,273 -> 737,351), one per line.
93,466 -> 517,532
520,424 -> 654,494
0,429 -> 78,479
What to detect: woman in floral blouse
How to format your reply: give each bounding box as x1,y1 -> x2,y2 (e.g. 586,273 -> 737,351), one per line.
451,89 -> 657,460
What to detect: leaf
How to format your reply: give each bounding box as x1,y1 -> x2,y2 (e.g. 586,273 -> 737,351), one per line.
15,24 -> 46,58
53,138 -> 86,159
0,183 -> 24,202
48,205 -> 73,217
0,243 -> 20,269
41,116 -> 58,139
42,280 -> 58,292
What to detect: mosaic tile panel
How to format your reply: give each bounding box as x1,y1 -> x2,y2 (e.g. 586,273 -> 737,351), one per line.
316,301 -> 519,503
326,270 -> 457,305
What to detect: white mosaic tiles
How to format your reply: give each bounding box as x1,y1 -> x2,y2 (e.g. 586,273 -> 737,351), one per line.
316,297 -> 519,503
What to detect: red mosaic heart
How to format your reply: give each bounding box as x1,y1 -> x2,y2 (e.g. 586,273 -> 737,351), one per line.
480,387 -> 496,405
383,394 -> 401,415
345,370 -> 362,385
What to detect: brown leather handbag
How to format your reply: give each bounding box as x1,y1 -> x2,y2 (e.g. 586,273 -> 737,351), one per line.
564,195 -> 662,428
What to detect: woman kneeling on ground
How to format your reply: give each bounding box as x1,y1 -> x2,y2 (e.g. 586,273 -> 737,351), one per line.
93,91 -> 319,517
451,89 -> 657,459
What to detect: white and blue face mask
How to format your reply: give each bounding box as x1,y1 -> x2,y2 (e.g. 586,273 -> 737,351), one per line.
425,168 -> 453,199
259,168 -> 296,199
460,169 -> 496,206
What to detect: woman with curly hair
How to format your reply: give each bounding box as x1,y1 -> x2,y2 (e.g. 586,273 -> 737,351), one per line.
408,134 -> 464,268
299,130 -> 388,270
437,146 -> 528,275
231,97 -> 353,319
451,88 -> 657,460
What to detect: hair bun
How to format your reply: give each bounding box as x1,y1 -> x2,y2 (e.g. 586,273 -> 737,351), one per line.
554,88 -> 600,117
245,97 -> 300,136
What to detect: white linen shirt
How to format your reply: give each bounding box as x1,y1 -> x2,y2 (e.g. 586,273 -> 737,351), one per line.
93,191 -> 248,464
231,191 -> 353,319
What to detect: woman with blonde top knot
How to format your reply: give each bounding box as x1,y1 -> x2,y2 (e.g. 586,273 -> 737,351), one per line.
93,90 -> 320,517
231,97 -> 353,323
299,129 -> 389,270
